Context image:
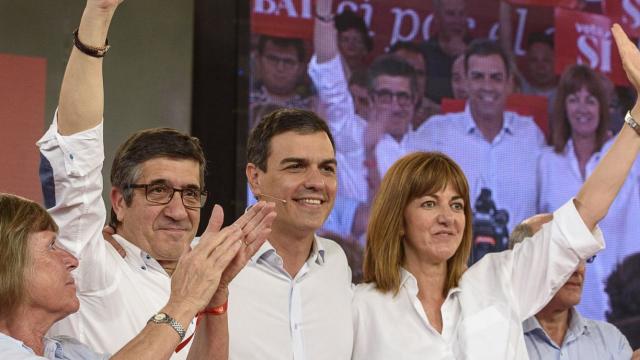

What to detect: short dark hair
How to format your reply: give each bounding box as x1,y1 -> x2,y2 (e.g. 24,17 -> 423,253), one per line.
247,108 -> 335,172
109,128 -> 206,228
349,69 -> 369,88
367,55 -> 418,97
605,252 -> 640,322
527,31 -> 554,50
388,41 -> 423,57
257,35 -> 306,62
464,39 -> 510,77
335,9 -> 373,52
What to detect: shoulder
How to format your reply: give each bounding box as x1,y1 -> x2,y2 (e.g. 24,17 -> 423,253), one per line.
353,282 -> 395,308
315,236 -> 350,267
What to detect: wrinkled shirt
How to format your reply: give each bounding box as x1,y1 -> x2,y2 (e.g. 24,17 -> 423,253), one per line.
0,333 -> 108,360
523,308 -> 632,359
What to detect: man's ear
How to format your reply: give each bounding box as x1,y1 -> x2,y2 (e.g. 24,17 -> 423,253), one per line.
110,187 -> 126,223
246,163 -> 262,197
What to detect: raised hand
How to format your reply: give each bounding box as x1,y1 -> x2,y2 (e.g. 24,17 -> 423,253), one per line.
612,24 -> 640,95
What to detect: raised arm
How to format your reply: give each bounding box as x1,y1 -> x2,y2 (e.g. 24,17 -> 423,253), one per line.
574,24 -> 640,230
314,0 -> 339,63
57,0 -> 120,135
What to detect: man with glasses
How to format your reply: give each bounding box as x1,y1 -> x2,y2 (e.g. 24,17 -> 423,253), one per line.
38,1 -> 275,359
251,35 -> 313,110
509,214 -> 632,359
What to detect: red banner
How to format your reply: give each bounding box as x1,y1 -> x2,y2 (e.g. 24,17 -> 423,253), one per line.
0,53 -> 47,203
506,0 -> 577,7
602,0 -> 640,38
441,94 -> 549,137
251,0 -> 556,59
554,8 -> 628,86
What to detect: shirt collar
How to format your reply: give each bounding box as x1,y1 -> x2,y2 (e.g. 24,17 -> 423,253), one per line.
251,235 -> 326,266
463,102 -> 514,136
112,234 -> 163,272
399,267 -> 461,297
523,307 -> 589,337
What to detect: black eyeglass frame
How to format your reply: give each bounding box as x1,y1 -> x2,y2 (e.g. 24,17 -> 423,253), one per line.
125,183 -> 208,209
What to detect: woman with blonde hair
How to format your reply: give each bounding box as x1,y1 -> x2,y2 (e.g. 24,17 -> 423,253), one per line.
352,23 -> 640,360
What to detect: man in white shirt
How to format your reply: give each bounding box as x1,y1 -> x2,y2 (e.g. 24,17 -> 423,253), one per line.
308,0 -> 419,242
408,39 -> 546,263
40,1 -> 275,359
228,108 -> 353,359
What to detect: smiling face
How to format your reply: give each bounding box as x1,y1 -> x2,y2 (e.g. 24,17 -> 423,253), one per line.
112,157 -> 201,261
403,183 -> 466,264
248,131 -> 337,237
467,54 -> 510,121
371,75 -> 416,140
566,86 -> 600,139
436,0 -> 467,38
23,231 -> 79,321
338,28 -> 368,66
526,42 -> 555,88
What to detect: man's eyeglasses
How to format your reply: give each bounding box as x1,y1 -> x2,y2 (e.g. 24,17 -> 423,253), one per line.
126,183 -> 207,209
263,53 -> 299,70
371,89 -> 413,107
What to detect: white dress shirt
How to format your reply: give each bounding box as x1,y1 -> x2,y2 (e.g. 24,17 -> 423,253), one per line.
538,139 -> 640,320
352,200 -> 604,360
407,103 -> 546,233
38,118 -> 195,359
375,130 -> 415,178
228,236 -> 353,360
308,54 -> 368,204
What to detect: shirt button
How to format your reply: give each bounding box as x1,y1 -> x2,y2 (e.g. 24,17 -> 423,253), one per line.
141,266 -> 147,270
69,154 -> 74,160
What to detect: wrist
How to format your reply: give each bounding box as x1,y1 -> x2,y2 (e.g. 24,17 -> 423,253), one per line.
198,300 -> 228,316
208,287 -> 229,308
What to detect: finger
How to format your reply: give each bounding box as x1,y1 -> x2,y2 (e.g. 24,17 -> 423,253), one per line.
102,225 -> 115,235
612,24 -> 639,72
243,210 -> 276,246
232,201 -> 266,230
244,228 -> 272,258
208,229 -> 243,265
194,223 -> 241,257
203,204 -> 225,235
239,202 -> 275,239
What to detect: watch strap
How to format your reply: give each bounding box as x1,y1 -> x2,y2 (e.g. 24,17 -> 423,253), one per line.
624,111 -> 640,136
148,312 -> 186,341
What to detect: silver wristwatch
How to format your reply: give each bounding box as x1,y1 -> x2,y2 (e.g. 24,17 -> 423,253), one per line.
148,312 -> 186,341
624,111 -> 640,136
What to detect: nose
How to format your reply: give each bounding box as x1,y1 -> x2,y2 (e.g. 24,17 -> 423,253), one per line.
436,207 -> 454,225
61,249 -> 79,271
163,191 -> 190,221
304,167 -> 326,191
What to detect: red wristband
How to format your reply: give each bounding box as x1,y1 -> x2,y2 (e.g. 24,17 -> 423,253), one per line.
198,301 -> 228,316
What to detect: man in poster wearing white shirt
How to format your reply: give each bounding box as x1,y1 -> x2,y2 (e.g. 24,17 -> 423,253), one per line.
408,39 -> 546,263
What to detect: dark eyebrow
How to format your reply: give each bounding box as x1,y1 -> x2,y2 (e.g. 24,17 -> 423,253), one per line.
147,179 -> 201,190
424,194 -> 464,201
320,158 -> 338,167
280,157 -> 308,166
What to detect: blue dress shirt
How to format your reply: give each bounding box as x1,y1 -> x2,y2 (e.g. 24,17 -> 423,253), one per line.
0,332 -> 108,359
523,308 -> 632,359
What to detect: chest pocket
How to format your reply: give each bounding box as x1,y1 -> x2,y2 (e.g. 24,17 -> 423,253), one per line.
455,305 -> 519,360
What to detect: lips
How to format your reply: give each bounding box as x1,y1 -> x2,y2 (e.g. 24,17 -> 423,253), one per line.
293,198 -> 324,206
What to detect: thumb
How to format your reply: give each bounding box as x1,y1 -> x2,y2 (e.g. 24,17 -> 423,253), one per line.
205,204 -> 225,234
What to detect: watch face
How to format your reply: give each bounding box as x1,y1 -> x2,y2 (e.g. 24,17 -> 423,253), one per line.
154,313 -> 167,322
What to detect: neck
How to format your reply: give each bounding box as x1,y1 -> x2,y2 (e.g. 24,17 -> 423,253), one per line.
0,306 -> 58,356
114,230 -> 180,276
264,86 -> 296,103
535,307 -> 572,347
268,222 -> 316,277
571,134 -> 597,177
403,253 -> 448,300
470,105 -> 504,142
